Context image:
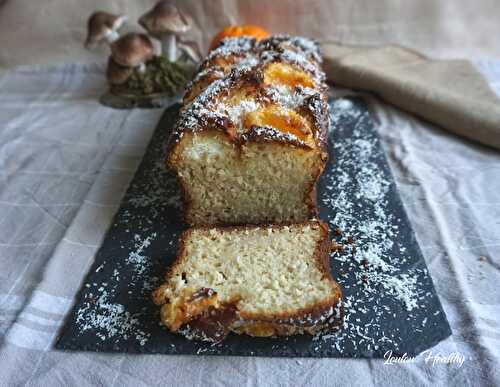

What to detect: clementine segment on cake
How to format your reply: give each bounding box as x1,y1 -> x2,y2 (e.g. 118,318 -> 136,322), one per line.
263,62 -> 315,89
243,106 -> 312,141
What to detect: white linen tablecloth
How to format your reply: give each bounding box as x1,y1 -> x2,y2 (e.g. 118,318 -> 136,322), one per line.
0,63 -> 499,386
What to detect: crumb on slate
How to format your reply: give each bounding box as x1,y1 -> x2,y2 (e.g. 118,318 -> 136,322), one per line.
331,240 -> 344,252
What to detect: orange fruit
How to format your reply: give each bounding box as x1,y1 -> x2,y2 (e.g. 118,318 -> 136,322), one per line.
210,25 -> 269,51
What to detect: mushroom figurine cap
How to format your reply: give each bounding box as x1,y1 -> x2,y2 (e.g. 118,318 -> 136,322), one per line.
138,0 -> 192,38
110,33 -> 154,68
85,11 -> 127,47
106,57 -> 134,85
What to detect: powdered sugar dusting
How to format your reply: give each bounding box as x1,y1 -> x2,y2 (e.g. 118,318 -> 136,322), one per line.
266,85 -> 316,109
243,125 -> 303,144
260,34 -> 323,64
206,36 -> 256,63
217,99 -> 259,131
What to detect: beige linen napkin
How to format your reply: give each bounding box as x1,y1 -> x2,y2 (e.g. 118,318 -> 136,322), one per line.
322,43 -> 500,150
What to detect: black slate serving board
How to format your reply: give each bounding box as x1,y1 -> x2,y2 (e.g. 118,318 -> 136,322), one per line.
56,97 -> 451,357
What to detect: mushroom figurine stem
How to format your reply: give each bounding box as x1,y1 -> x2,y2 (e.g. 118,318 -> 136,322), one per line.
138,1 -> 192,62
106,29 -> 120,44
164,34 -> 177,61
107,15 -> 127,43
137,63 -> 147,73
85,12 -> 127,48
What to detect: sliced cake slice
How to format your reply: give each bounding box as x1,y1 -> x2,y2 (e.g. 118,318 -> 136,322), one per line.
152,220 -> 343,342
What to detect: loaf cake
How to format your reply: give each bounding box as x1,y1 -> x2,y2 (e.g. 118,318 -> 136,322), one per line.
152,220 -> 343,342
167,35 -> 330,226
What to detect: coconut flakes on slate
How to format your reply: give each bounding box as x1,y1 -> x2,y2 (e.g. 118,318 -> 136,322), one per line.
75,232 -> 162,346
76,287 -> 149,345
314,98 -> 430,353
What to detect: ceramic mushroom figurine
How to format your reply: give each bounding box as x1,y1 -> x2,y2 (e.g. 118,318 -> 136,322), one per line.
85,11 -> 127,48
139,0 -> 192,61
110,33 -> 154,74
177,40 -> 201,63
106,57 -> 134,85
93,5 -> 193,108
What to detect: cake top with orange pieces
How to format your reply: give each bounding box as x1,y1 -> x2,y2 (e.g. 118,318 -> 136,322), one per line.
171,34 -> 329,151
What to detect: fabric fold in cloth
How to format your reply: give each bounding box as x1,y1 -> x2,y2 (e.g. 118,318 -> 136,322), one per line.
321,42 -> 500,150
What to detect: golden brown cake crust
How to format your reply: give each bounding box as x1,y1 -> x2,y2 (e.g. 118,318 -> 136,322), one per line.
152,221 -> 344,343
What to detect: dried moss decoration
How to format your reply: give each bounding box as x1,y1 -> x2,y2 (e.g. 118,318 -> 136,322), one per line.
112,56 -> 194,97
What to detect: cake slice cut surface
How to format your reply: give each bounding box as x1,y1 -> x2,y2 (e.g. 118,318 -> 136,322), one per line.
152,220 -> 343,342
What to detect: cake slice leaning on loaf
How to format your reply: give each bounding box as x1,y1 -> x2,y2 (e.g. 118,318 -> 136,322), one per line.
152,220 -> 343,342
167,35 -> 330,226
